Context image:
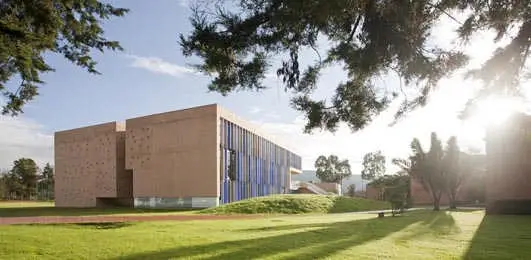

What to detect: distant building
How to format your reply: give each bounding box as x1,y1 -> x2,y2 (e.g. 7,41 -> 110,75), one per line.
485,113 -> 531,214
54,104 -> 301,208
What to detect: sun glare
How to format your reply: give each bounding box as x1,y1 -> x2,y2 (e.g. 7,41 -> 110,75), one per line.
469,97 -> 520,127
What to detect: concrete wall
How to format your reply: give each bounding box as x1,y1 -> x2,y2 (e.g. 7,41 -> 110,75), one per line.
125,104 -> 219,208
55,122 -> 125,207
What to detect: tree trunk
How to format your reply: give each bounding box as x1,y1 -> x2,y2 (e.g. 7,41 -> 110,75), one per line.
449,190 -> 457,210
432,191 -> 441,211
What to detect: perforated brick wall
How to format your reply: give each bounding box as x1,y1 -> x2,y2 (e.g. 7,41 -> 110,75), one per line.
55,122 -> 125,207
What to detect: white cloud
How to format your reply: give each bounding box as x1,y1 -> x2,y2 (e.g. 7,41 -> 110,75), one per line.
127,55 -> 198,78
0,116 -> 53,170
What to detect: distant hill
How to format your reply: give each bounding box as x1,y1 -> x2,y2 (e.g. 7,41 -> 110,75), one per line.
292,170 -> 365,192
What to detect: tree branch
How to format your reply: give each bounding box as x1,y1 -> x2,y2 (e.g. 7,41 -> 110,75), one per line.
347,15 -> 362,43
427,2 -> 462,25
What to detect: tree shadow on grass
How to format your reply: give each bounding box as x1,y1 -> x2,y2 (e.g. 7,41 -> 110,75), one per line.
25,222 -> 135,230
464,214 -> 531,260
0,207 -> 193,218
113,211 -> 451,260
394,211 -> 459,242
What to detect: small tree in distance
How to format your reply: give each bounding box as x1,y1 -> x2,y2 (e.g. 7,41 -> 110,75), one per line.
346,184 -> 356,197
361,151 -> 386,182
314,155 -> 352,188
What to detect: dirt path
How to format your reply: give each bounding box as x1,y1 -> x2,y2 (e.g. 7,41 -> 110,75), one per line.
0,214 -> 258,225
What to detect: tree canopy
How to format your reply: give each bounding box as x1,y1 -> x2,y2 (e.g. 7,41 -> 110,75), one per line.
8,158 -> 39,199
181,0 -> 531,132
361,150 -> 386,181
314,155 -> 352,184
0,0 -> 128,115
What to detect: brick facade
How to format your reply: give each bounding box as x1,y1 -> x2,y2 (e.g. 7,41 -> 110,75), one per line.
486,113 -> 531,214
54,104 -> 301,208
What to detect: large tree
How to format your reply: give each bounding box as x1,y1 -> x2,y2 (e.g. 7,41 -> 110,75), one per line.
314,155 -> 352,185
9,158 -> 39,199
361,150 -> 386,181
0,0 -> 128,115
181,1 -> 531,133
408,133 -> 446,211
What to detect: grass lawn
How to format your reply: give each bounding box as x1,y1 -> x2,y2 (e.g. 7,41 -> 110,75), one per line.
0,201 -> 197,217
0,195 -> 390,217
2,209 -> 530,259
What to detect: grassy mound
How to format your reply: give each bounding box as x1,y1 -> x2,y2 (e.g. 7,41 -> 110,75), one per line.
200,194 -> 390,214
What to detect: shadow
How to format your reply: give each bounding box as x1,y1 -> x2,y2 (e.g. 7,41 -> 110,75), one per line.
395,211 -> 458,242
25,222 -> 135,230
73,222 -> 134,230
464,214 -> 531,259
113,211 -> 444,260
0,206 -> 195,218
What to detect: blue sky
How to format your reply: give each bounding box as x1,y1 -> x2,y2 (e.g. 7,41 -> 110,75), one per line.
1,0 -> 522,172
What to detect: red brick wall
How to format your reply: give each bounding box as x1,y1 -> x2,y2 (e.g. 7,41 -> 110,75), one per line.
486,114 -> 531,213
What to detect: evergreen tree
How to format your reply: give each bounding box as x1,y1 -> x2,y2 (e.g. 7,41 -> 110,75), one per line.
0,0 -> 128,115
181,1 -> 531,132
9,158 -> 39,199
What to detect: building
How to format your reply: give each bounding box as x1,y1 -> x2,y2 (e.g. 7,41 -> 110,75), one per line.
54,104 -> 302,208
486,113 -> 531,214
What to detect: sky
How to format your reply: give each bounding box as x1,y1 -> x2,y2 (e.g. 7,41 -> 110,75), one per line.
1,1 -> 529,173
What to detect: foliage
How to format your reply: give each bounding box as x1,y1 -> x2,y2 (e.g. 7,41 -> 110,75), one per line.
314,155 -> 352,184
7,158 -> 39,199
0,158 -> 55,200
408,133 -> 446,211
0,0 -> 128,115
443,136 -> 461,209
38,163 -> 54,199
361,150 -> 386,181
369,174 -> 411,215
346,184 -> 356,197
180,0 -> 531,133
201,194 -> 390,214
0,169 -> 8,198
399,133 -> 482,210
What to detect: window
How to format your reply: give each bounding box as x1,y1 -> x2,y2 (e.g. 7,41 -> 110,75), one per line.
228,149 -> 237,181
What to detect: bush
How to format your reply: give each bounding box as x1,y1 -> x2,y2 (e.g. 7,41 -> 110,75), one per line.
201,194 -> 391,214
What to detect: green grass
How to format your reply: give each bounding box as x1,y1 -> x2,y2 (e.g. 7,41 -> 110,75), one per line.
0,201 -> 197,217
1,210 -> 530,259
200,194 -> 391,214
0,195 -> 389,217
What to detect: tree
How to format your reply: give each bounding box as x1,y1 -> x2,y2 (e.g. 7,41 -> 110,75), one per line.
443,136 -> 462,209
0,0 -> 128,115
346,184 -> 356,197
0,169 -> 8,199
369,174 -> 411,215
361,151 -> 386,182
9,158 -> 39,199
408,133 -> 446,211
314,155 -> 352,186
180,1 -> 531,133
39,163 -> 54,200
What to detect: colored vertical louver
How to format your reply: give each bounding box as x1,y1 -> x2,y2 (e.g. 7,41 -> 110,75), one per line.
219,118 -> 301,204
